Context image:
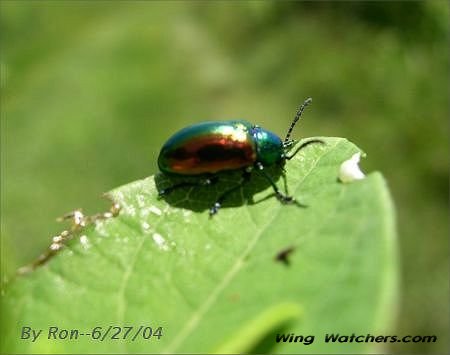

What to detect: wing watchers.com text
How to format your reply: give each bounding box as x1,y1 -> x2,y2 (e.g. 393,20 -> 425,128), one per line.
275,333 -> 437,346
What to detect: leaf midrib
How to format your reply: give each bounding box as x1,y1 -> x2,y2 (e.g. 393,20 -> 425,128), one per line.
162,139 -> 340,352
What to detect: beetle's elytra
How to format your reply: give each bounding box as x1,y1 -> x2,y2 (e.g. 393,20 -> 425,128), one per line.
157,98 -> 324,216
158,120 -> 282,175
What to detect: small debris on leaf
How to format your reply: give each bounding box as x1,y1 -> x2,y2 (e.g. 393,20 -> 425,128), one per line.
339,152 -> 365,183
275,246 -> 296,266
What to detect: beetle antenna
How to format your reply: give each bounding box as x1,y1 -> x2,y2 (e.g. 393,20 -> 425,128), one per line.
283,97 -> 313,147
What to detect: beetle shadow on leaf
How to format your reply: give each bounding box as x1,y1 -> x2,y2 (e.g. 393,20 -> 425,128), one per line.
154,166 -> 285,213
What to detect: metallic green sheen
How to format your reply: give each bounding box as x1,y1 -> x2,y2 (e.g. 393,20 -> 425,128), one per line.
157,120 -> 284,175
158,120 -> 257,174
160,120 -> 253,151
252,127 -> 284,166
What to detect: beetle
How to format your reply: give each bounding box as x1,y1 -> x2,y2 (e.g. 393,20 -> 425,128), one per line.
157,98 -> 324,215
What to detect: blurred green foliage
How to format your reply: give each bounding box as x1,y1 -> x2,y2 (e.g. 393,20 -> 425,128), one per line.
1,1 -> 448,353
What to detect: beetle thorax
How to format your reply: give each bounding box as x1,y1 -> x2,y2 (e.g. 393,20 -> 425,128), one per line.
251,127 -> 284,166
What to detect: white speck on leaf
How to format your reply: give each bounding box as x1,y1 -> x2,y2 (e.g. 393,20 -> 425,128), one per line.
50,243 -> 62,251
73,210 -> 86,226
142,221 -> 151,233
80,235 -> 90,248
339,152 -> 366,183
95,223 -> 108,237
126,205 -> 136,216
136,194 -> 146,208
149,206 -> 162,216
153,233 -> 169,251
52,235 -> 63,243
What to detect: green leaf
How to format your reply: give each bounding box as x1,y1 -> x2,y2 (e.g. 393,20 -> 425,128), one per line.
1,137 -> 398,354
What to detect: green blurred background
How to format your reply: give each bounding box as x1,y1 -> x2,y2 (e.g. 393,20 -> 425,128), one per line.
1,1 -> 448,353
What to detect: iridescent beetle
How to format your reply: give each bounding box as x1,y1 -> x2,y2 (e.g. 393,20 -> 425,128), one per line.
157,98 -> 324,215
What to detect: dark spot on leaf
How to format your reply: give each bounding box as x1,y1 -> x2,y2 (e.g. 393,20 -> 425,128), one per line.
275,246 -> 296,266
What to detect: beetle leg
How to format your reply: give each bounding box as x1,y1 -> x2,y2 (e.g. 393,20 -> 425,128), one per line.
254,162 -> 294,204
158,176 -> 218,197
285,139 -> 326,160
281,168 -> 289,197
209,170 -> 251,217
